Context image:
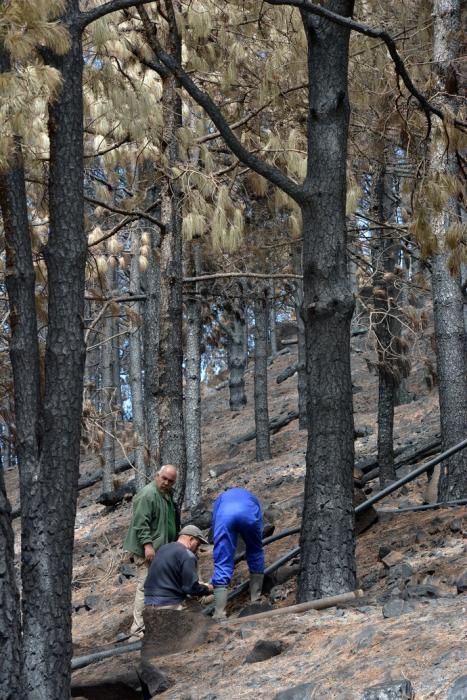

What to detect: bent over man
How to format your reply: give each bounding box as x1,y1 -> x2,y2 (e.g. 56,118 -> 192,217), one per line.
144,525 -> 213,607
211,487 -> 265,619
123,464 -> 179,639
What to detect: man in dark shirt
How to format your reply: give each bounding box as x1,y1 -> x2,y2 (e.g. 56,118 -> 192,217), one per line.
144,525 -> 213,607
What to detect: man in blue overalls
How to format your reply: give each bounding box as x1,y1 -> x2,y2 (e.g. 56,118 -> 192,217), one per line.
211,487 -> 265,619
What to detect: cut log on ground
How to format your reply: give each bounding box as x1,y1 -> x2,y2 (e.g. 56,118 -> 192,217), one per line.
226,590 -> 364,625
359,437 -> 441,484
12,455 -> 136,519
229,410 -> 299,448
276,364 -> 298,384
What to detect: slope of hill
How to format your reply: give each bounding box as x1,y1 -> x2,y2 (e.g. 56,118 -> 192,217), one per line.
7,336 -> 466,699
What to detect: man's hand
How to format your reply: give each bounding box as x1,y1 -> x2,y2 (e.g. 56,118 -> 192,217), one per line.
144,543 -> 156,562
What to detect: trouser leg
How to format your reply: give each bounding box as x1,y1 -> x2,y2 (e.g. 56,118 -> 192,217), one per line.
130,555 -> 148,636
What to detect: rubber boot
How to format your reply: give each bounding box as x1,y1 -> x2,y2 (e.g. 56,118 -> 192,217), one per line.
212,586 -> 228,620
249,573 -> 264,603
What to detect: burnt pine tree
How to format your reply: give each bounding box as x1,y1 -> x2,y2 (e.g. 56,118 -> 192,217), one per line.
140,0 -> 357,599
184,235 -> 203,508
254,284 -> 272,462
0,1 -> 155,695
429,0 -> 467,500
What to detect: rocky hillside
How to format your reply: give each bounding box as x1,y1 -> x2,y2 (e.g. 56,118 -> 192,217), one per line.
7,333 -> 467,699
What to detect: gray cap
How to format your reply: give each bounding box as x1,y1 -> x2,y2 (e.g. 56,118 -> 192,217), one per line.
179,524 -> 209,544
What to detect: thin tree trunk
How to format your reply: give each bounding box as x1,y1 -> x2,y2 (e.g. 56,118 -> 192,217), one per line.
227,306 -> 248,411
291,240 -> 309,430
158,1 -> 187,504
185,236 -> 203,508
0,457 -> 20,697
129,227 -> 147,490
430,0 -> 467,500
143,228 -> 161,475
101,269 -> 116,495
254,286 -> 271,461
371,154 -> 399,487
269,283 -> 278,356
298,1 -> 356,601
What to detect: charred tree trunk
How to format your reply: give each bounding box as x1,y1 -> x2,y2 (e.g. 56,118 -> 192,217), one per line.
227,303 -> 248,411
269,283 -> 278,357
158,3 -> 187,503
254,286 -> 271,461
0,461 -> 20,697
143,228 -> 161,475
0,54 -> 38,685
19,13 -> 87,696
430,0 -> 467,500
370,154 -> 400,487
298,1 -> 356,601
129,227 -> 147,490
291,240 -> 309,430
184,236 -> 203,508
101,269 -> 117,495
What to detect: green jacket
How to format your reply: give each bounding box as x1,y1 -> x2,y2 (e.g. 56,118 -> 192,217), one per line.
123,481 -> 178,557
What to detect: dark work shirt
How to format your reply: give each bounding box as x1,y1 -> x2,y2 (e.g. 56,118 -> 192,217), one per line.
144,541 -> 211,603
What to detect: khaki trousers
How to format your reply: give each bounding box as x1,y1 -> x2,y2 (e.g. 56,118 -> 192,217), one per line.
130,554 -> 149,636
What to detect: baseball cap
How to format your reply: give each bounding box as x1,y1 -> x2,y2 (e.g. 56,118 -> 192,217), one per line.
179,524 -> 209,544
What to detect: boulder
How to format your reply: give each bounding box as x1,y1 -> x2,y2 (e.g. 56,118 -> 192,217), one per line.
362,679 -> 415,699
244,639 -> 284,664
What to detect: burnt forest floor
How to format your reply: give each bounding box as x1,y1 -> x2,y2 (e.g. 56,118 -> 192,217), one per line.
5,331 -> 466,699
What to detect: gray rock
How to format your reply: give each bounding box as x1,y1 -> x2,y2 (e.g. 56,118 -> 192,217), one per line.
382,599 -> 415,618
238,601 -> 272,618
362,679 -> 415,699
447,675 -> 467,700
273,682 -> 317,699
137,659 -> 172,699
84,595 -> 100,611
244,639 -> 284,664
449,519 -> 462,533
388,562 -> 414,582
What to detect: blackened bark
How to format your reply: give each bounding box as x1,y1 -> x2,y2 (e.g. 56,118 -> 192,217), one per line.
129,227 -> 147,490
143,228 -> 161,475
158,2 -> 187,504
269,284 -> 278,356
298,1 -> 356,601
0,467 -> 20,698
371,156 -> 400,487
291,241 -> 309,430
0,47 -> 41,694
101,270 -> 116,495
254,287 -> 271,461
20,12 -> 87,696
184,237 -> 203,508
430,0 -> 467,500
227,304 -> 248,411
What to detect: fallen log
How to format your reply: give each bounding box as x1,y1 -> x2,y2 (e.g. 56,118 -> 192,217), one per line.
12,455 -> 136,519
226,589 -> 364,625
361,438 -> 442,484
229,410 -> 299,447
276,364 -> 298,384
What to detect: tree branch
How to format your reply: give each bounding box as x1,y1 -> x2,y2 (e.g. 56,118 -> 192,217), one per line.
265,0 -> 467,132
184,272 -> 302,282
79,0 -> 151,29
137,6 -> 305,202
85,195 -> 164,228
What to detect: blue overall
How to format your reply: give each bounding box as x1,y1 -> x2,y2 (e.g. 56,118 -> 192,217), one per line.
211,488 -> 265,587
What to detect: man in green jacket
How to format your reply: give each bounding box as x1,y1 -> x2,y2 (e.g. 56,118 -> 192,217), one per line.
124,464 -> 179,639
